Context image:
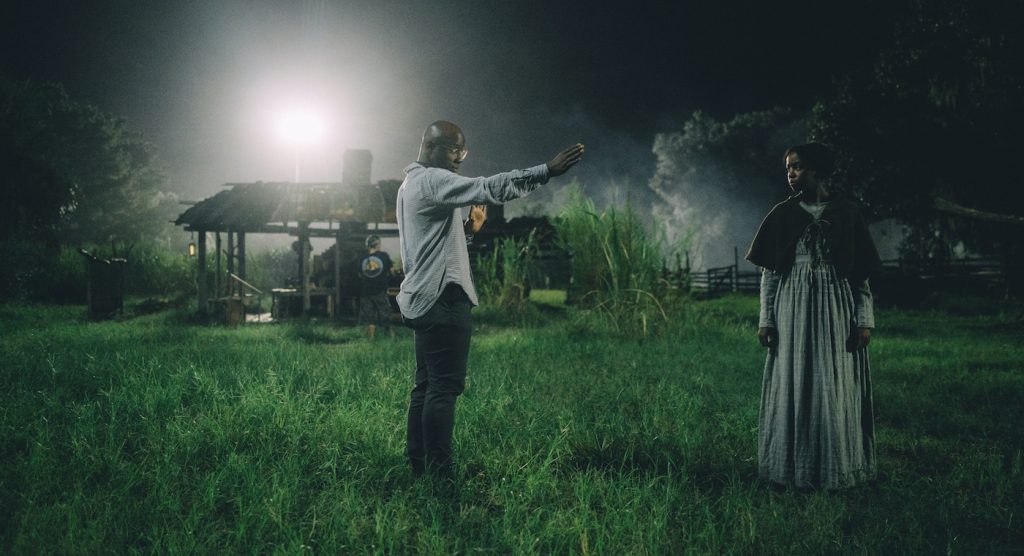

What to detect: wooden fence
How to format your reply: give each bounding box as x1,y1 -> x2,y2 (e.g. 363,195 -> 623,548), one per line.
685,254 -> 1021,299
689,265 -> 760,295
876,256 -> 1022,299
680,247 -> 758,296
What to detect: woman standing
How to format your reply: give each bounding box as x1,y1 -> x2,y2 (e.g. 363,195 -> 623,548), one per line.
746,143 -> 881,489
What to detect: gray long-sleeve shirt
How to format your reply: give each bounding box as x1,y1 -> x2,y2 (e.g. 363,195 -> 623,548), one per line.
395,162 -> 550,319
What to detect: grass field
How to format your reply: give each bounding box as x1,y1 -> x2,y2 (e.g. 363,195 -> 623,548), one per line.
1,293 -> 1022,553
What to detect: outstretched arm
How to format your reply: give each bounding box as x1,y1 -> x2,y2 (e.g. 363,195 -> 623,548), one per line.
422,143 -> 585,211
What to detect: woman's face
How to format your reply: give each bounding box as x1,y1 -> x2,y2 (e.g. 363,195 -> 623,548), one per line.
785,152 -> 817,194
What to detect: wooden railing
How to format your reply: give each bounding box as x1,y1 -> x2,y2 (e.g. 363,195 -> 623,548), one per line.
688,264 -> 760,295
211,272 -> 266,325
684,247 -> 760,296
878,256 -> 1021,295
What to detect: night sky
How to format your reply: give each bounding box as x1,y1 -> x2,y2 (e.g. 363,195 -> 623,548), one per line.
2,0 -> 896,203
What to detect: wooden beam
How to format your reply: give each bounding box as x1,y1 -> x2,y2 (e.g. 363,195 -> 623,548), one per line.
238,232 -> 246,281
934,197 -> 1024,225
226,229 -> 235,295
197,231 -> 208,315
334,227 -> 342,321
229,272 -> 264,295
300,223 -> 311,315
261,224 -> 399,238
215,232 -> 222,299
181,223 -> 399,238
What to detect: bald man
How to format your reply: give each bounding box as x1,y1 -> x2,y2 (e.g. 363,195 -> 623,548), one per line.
397,120 -> 584,482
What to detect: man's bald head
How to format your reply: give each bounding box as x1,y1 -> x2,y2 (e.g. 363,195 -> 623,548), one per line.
422,120 -> 463,146
417,120 -> 467,173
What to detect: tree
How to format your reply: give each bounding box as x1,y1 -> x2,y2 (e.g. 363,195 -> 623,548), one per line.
808,0 -> 1024,262
648,108 -> 805,269
1,77 -> 177,255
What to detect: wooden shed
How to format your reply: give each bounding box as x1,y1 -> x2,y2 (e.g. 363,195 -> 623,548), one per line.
175,149 -> 401,320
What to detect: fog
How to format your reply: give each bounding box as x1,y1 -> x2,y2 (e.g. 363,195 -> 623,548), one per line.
5,1 -> 885,270
63,1 -> 663,208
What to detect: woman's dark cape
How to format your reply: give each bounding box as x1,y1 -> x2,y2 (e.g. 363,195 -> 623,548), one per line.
745,195 -> 881,283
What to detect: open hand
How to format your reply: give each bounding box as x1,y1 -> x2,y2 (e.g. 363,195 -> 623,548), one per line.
846,327 -> 872,352
547,143 -> 585,177
467,205 -> 487,234
758,327 -> 778,354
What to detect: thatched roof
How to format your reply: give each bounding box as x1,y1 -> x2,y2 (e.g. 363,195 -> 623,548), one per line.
175,180 -> 401,232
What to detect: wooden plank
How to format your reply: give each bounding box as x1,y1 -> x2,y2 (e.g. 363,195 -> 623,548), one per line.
197,231 -> 208,315
226,229 -> 235,295
238,232 -> 246,281
300,223 -> 311,315
182,224 -> 399,237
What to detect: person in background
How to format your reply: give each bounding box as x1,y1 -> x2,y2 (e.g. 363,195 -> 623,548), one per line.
357,234 -> 394,340
397,120 -> 584,484
746,142 -> 881,490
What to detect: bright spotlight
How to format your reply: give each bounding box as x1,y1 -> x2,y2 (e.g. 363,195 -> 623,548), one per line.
272,102 -> 334,181
274,105 -> 329,148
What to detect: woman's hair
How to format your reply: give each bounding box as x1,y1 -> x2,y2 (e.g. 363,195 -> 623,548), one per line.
784,143 -> 834,177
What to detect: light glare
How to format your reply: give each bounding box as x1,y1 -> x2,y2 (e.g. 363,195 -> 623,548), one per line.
274,106 -> 329,148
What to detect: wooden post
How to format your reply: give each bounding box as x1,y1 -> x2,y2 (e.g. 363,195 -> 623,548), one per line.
685,251 -> 691,291
215,232 -> 222,299
300,222 -> 311,315
732,246 -> 739,292
226,229 -> 235,295
238,231 -> 246,281
197,231 -> 208,315
334,227 -> 342,320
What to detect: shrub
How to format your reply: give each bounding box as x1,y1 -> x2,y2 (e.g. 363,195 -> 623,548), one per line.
0,239 -> 194,303
0,238 -> 56,302
120,242 -> 193,295
50,245 -> 88,302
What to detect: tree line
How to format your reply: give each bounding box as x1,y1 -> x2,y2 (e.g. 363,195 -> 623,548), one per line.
650,0 -> 1023,271
1,77 -> 178,255
3,0 -> 1021,302
1,77 -> 181,301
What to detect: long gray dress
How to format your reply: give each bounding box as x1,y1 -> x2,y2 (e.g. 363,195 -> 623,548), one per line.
757,201 -> 876,489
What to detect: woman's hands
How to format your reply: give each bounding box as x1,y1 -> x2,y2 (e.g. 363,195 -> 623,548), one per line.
758,327 -> 778,354
847,327 -> 872,352
759,326 -> 872,354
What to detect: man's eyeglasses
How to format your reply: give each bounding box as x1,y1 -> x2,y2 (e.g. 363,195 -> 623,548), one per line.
434,143 -> 468,161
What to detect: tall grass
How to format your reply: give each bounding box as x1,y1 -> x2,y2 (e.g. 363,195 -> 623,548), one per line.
0,296 -> 1021,553
474,229 -> 540,314
553,186 -> 675,336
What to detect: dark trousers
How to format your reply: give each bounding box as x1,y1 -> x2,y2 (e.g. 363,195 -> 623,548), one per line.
405,284 -> 472,478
